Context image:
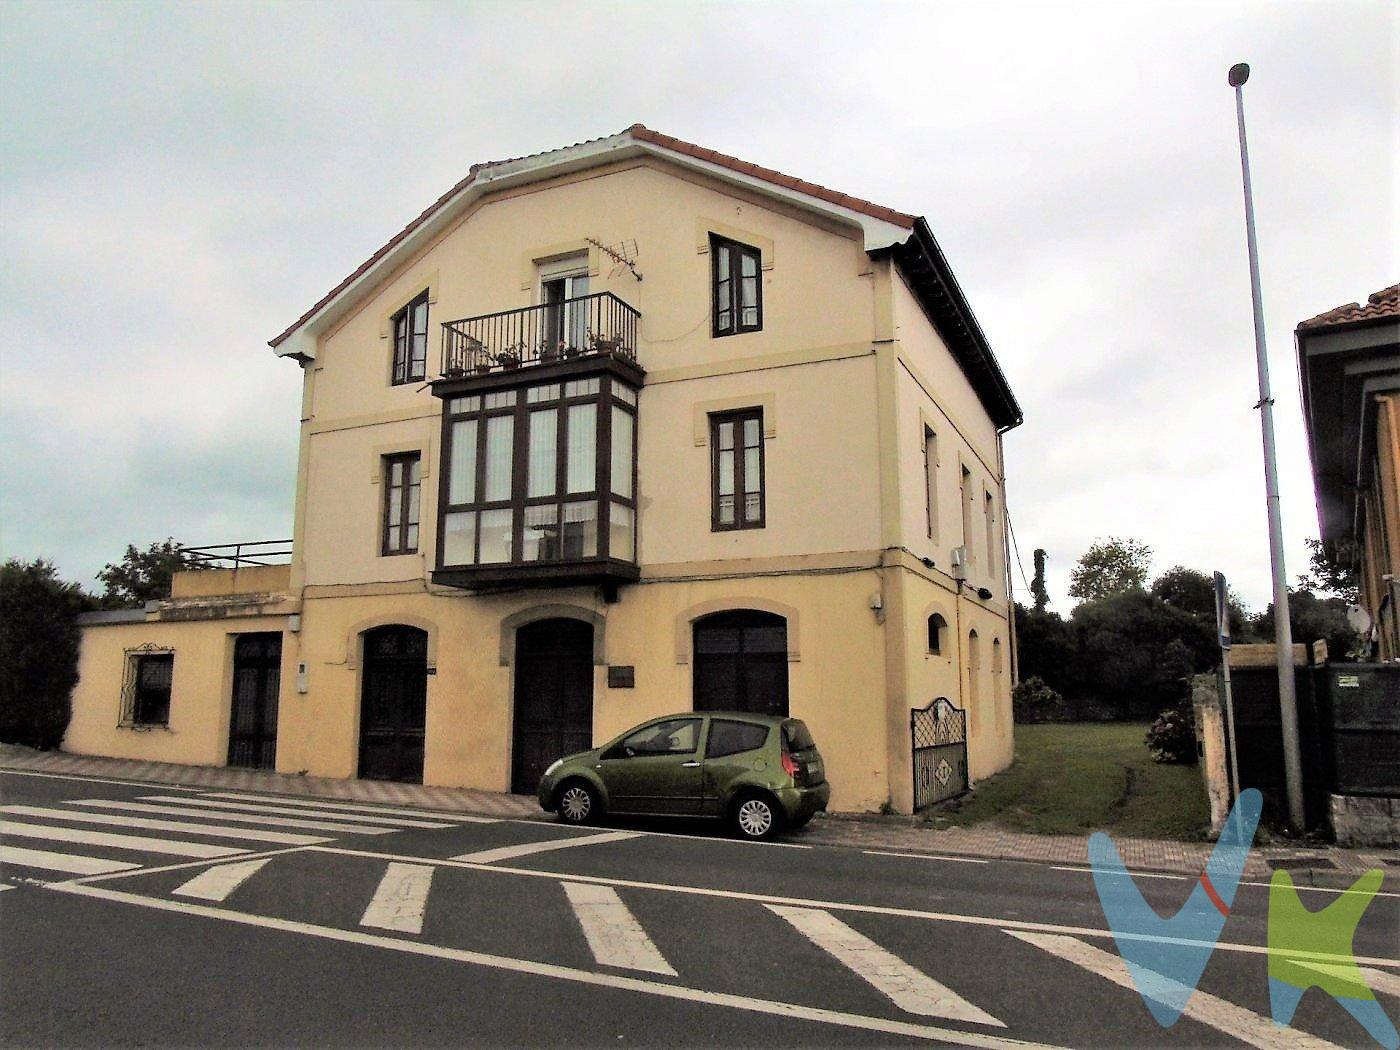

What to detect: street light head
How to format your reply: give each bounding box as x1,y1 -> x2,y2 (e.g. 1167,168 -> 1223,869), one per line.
1228,63 -> 1251,87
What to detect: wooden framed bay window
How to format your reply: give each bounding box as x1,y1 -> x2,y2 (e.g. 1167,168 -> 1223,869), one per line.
437,376 -> 638,578
710,408 -> 765,531
711,235 -> 762,337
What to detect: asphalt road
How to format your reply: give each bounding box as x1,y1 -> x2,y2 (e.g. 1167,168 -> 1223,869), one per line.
2,768 -> 1396,1048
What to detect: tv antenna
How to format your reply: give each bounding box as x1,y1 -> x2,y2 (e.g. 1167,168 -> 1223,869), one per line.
586,237 -> 643,282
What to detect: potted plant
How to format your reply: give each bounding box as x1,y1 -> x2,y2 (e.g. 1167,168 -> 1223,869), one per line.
539,340 -> 562,364
443,364 -> 466,379
499,350 -> 521,370
473,358 -> 493,375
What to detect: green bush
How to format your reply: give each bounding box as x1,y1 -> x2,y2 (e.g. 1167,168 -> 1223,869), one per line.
1146,702 -> 1197,765
1012,676 -> 1066,723
0,559 -> 92,750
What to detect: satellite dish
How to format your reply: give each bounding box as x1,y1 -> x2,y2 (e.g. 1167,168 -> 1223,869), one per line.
1346,603 -> 1372,635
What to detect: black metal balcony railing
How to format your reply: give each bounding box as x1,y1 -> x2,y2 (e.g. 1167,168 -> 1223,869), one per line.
440,292 -> 639,379
182,540 -> 293,569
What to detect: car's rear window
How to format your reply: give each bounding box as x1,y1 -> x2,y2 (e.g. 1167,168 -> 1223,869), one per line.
782,720 -> 816,751
706,719 -> 769,758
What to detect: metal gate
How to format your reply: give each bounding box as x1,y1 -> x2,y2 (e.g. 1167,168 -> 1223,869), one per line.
912,697 -> 968,809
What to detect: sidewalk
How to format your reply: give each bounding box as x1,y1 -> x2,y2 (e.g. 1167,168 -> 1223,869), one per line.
4,745 -> 1395,883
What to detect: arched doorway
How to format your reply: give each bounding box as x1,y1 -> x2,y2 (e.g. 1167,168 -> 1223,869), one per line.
966,629 -> 981,735
693,609 -> 789,716
512,618 -> 594,794
228,633 -> 282,770
359,625 -> 429,783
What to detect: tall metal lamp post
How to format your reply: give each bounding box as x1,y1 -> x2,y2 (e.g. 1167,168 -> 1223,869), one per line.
1228,62 -> 1306,831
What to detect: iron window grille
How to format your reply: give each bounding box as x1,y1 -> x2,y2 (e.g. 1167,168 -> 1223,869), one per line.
119,644 -> 175,729
392,291 -> 430,385
711,235 -> 762,337
710,407 -> 765,531
382,452 -> 422,556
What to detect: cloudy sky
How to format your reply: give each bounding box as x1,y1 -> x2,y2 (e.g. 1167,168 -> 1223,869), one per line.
1,0 -> 1394,611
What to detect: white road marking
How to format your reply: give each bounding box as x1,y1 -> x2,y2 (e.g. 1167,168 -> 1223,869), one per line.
304,845 -> 1400,970
0,882 -> 13,891
0,820 -> 244,859
1049,865 -> 1187,881
1,805 -> 327,846
172,858 -> 272,901
52,881 -> 1069,1050
72,799 -> 393,836
450,830 -> 642,864
0,845 -> 141,875
1288,961 -> 1400,999
143,795 -> 454,829
562,881 -> 677,976
1006,931 -> 1343,1050
770,905 -> 1003,1026
864,850 -> 989,865
61,845 -> 309,886
202,792 -> 498,823
360,862 -> 435,934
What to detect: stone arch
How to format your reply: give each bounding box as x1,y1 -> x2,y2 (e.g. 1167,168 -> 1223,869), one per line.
499,604 -> 606,666
673,596 -> 801,664
345,614 -> 439,670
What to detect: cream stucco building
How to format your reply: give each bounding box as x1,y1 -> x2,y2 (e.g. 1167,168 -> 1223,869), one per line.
68,126 -> 1023,814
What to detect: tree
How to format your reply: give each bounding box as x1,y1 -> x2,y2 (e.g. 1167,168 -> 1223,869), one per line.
1070,590 -> 1217,718
1013,602 -> 1076,698
1251,588 -> 1361,662
96,538 -> 201,608
0,559 -> 94,749
1030,548 -> 1050,613
1296,538 -> 1359,604
1150,565 -> 1252,639
1067,537 -> 1152,603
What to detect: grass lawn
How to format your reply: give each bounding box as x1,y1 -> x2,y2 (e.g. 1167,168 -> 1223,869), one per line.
935,722 -> 1210,840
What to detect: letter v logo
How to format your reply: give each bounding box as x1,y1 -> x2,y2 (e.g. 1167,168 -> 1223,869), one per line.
1089,788 -> 1263,1026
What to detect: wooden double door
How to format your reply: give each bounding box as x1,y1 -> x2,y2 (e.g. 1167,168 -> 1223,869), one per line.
512,618 -> 594,794
228,633 -> 282,770
359,625 -> 429,783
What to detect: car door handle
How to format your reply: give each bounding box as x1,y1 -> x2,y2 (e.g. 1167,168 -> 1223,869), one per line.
681,761 -> 700,768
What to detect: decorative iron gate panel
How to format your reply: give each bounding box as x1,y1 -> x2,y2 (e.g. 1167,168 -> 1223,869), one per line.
912,697 -> 968,809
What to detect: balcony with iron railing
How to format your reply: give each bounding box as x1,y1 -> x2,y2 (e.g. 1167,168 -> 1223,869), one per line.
437,292 -> 639,382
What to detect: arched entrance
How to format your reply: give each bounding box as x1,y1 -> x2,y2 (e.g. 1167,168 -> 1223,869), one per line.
359,625 -> 429,783
512,618 -> 594,794
693,609 -> 789,716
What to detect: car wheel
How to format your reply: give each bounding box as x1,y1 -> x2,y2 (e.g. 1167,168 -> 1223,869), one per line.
556,780 -> 599,825
731,793 -> 782,840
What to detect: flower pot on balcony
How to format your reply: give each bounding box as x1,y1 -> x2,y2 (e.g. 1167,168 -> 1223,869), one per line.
499,352 -> 521,370
562,345 -> 582,360
539,345 -> 561,364
443,365 -> 466,379
474,361 -> 493,375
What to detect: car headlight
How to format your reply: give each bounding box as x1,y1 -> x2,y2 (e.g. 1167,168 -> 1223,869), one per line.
543,759 -> 563,778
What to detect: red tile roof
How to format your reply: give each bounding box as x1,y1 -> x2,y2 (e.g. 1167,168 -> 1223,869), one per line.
270,125 -> 916,347
1297,283 -> 1399,331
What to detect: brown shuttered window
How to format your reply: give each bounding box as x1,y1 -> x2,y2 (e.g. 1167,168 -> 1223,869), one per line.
710,408 -> 765,531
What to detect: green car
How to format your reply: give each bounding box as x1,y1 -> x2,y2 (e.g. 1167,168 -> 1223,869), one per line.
536,712 -> 829,840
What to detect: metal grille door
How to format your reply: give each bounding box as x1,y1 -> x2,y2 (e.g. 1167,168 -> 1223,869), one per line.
911,698 -> 968,809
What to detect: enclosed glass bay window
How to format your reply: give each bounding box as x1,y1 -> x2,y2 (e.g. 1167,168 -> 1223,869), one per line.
438,377 -> 638,570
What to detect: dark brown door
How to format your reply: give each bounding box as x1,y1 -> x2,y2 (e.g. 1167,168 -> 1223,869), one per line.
693,610 -> 789,716
359,626 -> 428,783
512,618 -> 594,794
227,633 -> 282,769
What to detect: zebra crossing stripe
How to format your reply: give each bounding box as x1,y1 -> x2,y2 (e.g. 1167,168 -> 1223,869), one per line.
451,830 -> 642,864
172,858 -> 273,902
563,881 -> 677,976
201,792 -> 498,824
145,795 -> 454,829
1005,931 -> 1343,1050
0,844 -> 142,875
0,820 -> 244,859
72,799 -> 394,836
768,905 -> 1004,1027
360,862 -> 435,934
1,805 -> 327,846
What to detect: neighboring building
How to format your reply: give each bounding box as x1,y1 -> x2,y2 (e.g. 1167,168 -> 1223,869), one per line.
1296,283 -> 1400,661
67,126 -> 1023,813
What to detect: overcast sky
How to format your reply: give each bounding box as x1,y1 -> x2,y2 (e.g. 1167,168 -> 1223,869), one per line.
1,0 -> 1394,612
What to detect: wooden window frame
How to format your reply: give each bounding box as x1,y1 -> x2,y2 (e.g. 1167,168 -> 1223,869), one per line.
923,425 -> 937,540
436,378 -> 639,569
710,234 -> 763,338
391,291 -> 430,386
381,451 -> 422,556
709,407 -> 766,532
121,649 -> 174,728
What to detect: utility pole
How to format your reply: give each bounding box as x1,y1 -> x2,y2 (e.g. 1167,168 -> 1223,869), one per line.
1228,62 -> 1306,831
